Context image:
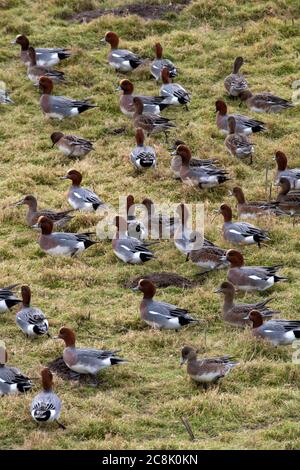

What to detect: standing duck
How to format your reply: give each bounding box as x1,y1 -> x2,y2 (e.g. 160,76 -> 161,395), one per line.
170,140 -> 219,178
214,281 -> 279,328
101,31 -> 144,72
246,311 -> 300,346
16,285 -> 49,338
159,67 -> 190,109
51,132 -> 95,159
133,97 -> 176,142
0,346 -> 32,395
151,43 -> 177,81
11,34 -> 71,66
130,128 -> 157,170
174,204 -> 204,259
224,249 -> 287,292
231,187 -> 285,218
215,100 -> 266,134
239,90 -> 294,113
14,194 -> 74,228
60,169 -> 106,212
180,347 -> 239,386
31,368 -> 65,429
126,195 -> 146,240
39,77 -> 97,119
274,151 -> 300,189
0,284 -> 21,313
217,204 -> 269,247
118,79 -> 168,116
276,178 -> 300,216
133,279 -> 199,330
224,57 -> 248,97
142,197 -> 179,239
224,117 -> 254,163
27,47 -> 65,85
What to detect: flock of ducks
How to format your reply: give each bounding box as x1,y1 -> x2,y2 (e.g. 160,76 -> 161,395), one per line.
0,30 -> 300,432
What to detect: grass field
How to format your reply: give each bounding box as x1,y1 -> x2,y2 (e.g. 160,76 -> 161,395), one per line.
1,0 -> 300,450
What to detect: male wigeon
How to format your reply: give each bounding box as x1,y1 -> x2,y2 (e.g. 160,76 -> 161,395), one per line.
170,140 -> 219,178
180,347 -> 239,386
174,145 -> 230,188
39,77 -> 97,119
224,117 -> 254,164
31,368 -> 65,429
14,194 -> 74,228
126,195 -> 146,240
174,204 -> 204,259
0,346 -> 32,395
231,187 -> 285,218
27,47 -> 65,85
33,216 -> 98,257
217,204 -> 269,247
246,310 -> 300,346
276,177 -> 300,215
214,281 -> 279,328
56,327 -> 127,375
11,34 -> 71,66
16,285 -> 49,338
189,239 -> 229,274
274,151 -> 300,189
0,88 -> 14,104
224,57 -> 248,97
112,216 -> 154,264
130,128 -> 157,170
118,79 -> 168,117
51,132 -> 95,158
101,31 -> 144,72
133,97 -> 175,142
151,43 -> 177,81
224,249 -> 287,291
159,67 -> 190,109
0,284 -> 21,313
60,169 -> 106,212
142,197 -> 179,239
133,279 -> 199,330
239,90 -> 294,113
215,100 -> 266,134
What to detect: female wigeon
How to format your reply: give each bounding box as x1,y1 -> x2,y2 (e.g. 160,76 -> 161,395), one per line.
101,31 -> 144,72
11,34 -> 71,66
51,132 -> 95,158
16,285 -> 49,338
246,310 -> 300,346
151,43 -> 177,81
0,284 -> 21,313
39,77 -> 97,119
60,169 -> 106,212
142,197 -> 179,239
215,100 -> 266,134
274,151 -> 300,189
27,47 -> 65,85
31,368 -> 65,429
130,129 -> 157,170
224,249 -> 287,292
174,145 -> 230,188
112,216 -> 155,264
56,327 -> 127,375
180,347 -> 239,386
133,279 -> 199,330
0,88 -> 14,104
276,177 -> 300,215
189,239 -> 229,274
214,281 -> 279,328
14,194 -> 74,228
0,346 -> 32,395
118,79 -> 168,117
239,90 -> 294,113
224,57 -> 248,97
159,67 -> 190,109
33,216 -> 98,257
133,97 -> 175,142
231,187 -> 285,218
217,204 -> 269,247
224,117 -> 254,163
126,195 -> 146,240
170,140 -> 219,178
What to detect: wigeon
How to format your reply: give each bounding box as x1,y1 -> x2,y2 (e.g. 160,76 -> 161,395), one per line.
133,97 -> 175,142
180,347 -> 239,386
0,284 -> 21,313
246,310 -> 300,346
239,90 -> 294,113
224,249 -> 287,292
170,140 -> 219,178
215,100 -> 266,134
60,169 -> 106,212
101,31 -> 144,72
231,186 -> 285,218
0,88 -> 14,104
224,57 -> 248,97
174,204 -> 204,259
39,77 -> 97,119
133,279 -> 199,330
274,151 -> 300,189
27,47 -> 65,85
214,281 -> 279,328
224,117 -> 254,164
151,43 -> 177,81
189,239 -> 229,274
276,177 -> 300,215
31,368 -> 65,429
126,195 -> 146,240
11,34 -> 71,67
118,79 -> 168,117
14,194 -> 74,228
217,204 -> 269,247
51,132 -> 95,158
159,67 -> 190,109
16,285 -> 49,338
0,346 -> 32,395
130,128 -> 157,170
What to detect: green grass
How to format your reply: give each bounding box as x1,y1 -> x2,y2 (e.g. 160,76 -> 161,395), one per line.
1,0 -> 300,450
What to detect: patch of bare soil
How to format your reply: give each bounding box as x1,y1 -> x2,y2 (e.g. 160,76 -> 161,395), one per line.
68,1 -> 191,23
124,271 -> 202,289
48,356 -> 98,384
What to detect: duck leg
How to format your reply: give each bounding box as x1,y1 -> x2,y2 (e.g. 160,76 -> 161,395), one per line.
56,420 -> 66,430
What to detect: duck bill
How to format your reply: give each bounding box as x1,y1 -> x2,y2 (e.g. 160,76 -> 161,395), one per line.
11,198 -> 25,207
59,175 -> 68,180
211,209 -> 220,222
131,286 -> 140,292
100,38 -> 106,45
243,315 -> 250,320
115,86 -> 122,91
31,223 -> 40,230
214,288 -> 221,294
180,358 -> 187,367
170,150 -> 178,156
10,39 -> 17,44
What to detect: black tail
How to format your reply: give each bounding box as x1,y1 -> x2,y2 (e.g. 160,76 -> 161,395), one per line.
218,176 -> 231,184
140,253 -> 154,263
178,317 -> 199,326
274,275 -> 288,283
58,51 -> 72,60
83,239 -> 99,249
110,357 -> 128,366
159,103 -> 170,111
252,125 -> 266,133
78,104 -> 98,114
5,298 -> 21,309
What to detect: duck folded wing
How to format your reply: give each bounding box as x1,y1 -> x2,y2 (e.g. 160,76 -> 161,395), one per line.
36,47 -> 70,54
232,222 -> 268,237
66,136 -> 94,149
234,114 -> 265,128
140,96 -> 167,105
37,208 -> 74,221
119,237 -> 153,254
75,348 -> 123,362
255,93 -> 293,107
48,96 -> 95,110
73,188 -> 102,205
150,300 -> 191,319
0,285 -> 19,298
204,355 -> 237,365
0,367 -> 31,386
267,320 -> 300,331
112,50 -> 142,66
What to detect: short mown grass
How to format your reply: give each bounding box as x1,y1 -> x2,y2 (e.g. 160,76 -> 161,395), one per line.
1,0 -> 300,450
